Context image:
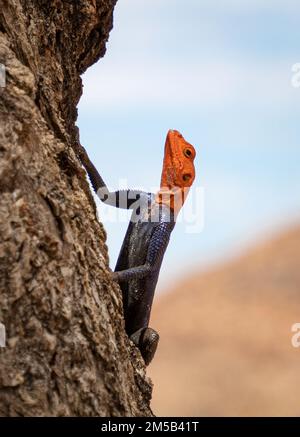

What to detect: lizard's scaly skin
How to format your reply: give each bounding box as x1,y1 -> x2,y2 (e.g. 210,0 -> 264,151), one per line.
77,130 -> 196,365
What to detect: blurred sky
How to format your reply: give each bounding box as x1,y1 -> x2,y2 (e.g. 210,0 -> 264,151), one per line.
78,0 -> 300,290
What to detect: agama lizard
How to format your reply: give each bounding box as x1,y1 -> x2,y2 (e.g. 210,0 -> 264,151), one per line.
78,130 -> 196,365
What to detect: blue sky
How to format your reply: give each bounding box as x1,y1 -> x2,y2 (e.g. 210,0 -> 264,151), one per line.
78,0 -> 300,289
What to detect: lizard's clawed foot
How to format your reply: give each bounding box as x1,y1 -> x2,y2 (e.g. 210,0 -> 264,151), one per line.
130,327 -> 159,366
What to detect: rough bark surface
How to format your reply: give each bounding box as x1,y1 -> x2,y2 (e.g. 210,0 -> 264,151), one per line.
0,0 -> 153,416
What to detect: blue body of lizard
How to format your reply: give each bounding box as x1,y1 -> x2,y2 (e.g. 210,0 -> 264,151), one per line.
78,146 -> 175,364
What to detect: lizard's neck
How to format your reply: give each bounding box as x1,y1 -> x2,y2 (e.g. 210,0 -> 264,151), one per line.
155,187 -> 190,216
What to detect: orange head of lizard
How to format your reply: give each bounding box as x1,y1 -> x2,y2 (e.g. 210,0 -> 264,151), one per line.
157,130 -> 196,212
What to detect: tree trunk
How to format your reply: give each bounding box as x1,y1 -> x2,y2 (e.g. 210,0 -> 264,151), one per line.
0,0 -> 153,416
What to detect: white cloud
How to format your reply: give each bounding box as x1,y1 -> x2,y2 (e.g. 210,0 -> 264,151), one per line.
79,0 -> 299,112
80,59 -> 296,110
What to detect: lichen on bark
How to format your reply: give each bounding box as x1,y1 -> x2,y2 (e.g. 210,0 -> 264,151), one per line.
0,0 -> 153,416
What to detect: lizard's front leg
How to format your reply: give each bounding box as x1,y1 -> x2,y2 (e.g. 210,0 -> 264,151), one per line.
130,327 -> 159,366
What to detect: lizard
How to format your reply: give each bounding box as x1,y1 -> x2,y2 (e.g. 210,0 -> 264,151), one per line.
77,130 -> 196,365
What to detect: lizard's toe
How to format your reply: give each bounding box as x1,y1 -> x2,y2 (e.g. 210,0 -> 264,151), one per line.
130,327 -> 159,366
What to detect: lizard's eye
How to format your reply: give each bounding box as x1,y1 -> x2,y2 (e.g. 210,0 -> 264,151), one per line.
183,148 -> 193,158
183,173 -> 192,182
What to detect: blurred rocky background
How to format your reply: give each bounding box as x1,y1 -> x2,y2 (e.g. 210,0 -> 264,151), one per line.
149,225 -> 300,416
